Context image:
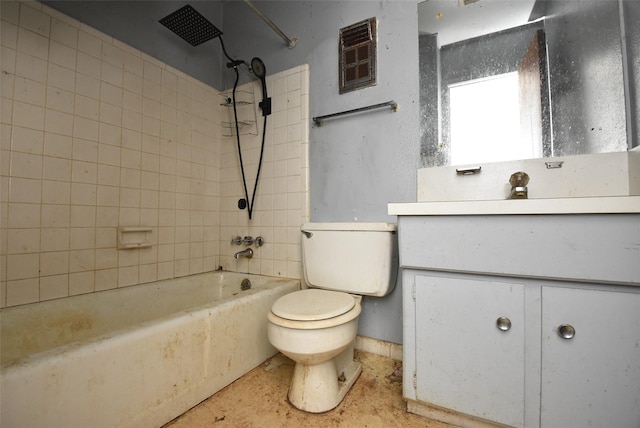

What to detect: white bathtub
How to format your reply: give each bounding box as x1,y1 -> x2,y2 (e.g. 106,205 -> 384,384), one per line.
1,271 -> 299,428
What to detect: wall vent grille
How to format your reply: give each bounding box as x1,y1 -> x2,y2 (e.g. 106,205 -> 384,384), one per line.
339,18 -> 377,94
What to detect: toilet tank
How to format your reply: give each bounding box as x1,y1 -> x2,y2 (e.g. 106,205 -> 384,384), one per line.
301,222 -> 398,297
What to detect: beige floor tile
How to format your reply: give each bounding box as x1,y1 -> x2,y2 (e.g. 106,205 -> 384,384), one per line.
164,350 -> 453,428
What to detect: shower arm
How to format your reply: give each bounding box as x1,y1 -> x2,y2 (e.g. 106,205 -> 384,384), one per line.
244,0 -> 297,49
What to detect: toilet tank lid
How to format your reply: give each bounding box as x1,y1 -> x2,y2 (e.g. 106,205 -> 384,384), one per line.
301,222 -> 397,232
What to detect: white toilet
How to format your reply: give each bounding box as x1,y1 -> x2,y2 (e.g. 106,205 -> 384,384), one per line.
267,222 -> 398,413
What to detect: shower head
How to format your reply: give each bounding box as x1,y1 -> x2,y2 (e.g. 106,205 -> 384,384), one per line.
159,5 -> 222,47
250,57 -> 271,117
250,57 -> 267,79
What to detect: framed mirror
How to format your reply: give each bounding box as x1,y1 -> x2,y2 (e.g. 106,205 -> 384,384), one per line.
419,0 -> 639,167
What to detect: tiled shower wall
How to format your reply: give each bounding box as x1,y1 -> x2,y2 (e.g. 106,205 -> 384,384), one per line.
218,68 -> 310,280
0,1 -> 310,308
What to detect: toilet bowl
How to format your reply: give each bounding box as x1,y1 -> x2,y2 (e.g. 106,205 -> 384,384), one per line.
267,289 -> 362,412
267,222 -> 398,413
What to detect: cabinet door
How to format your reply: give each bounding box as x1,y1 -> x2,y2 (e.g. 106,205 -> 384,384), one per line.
414,275 -> 525,427
541,287 -> 640,427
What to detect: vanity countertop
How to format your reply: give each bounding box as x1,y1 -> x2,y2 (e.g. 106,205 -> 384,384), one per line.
388,196 -> 640,216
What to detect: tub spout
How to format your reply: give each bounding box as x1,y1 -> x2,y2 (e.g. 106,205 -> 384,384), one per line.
234,248 -> 253,259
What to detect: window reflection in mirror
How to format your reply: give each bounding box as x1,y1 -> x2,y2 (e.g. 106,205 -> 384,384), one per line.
419,0 -> 637,168
449,72 -> 528,165
447,28 -> 549,165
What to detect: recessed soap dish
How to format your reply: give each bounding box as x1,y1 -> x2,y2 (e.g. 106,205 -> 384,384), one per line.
118,227 -> 153,249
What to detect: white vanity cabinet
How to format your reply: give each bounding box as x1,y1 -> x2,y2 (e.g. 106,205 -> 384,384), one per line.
540,286 -> 640,428
413,274 -> 526,427
397,212 -> 640,427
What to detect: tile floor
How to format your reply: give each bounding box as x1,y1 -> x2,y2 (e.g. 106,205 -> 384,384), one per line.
164,350 -> 454,428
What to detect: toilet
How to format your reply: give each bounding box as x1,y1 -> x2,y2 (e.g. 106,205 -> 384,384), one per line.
267,222 -> 398,413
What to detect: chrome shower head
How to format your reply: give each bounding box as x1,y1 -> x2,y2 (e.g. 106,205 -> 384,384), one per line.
159,4 -> 222,47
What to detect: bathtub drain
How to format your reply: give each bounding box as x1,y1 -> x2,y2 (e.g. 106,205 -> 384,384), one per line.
241,278 -> 252,291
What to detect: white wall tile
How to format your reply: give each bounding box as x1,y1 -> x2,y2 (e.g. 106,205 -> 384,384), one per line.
95,267 -> 117,291
13,100 -> 44,130
50,17 -> 78,49
40,273 -> 69,300
17,27 -> 49,59
69,270 -> 94,295
7,252 -> 39,280
6,277 -> 39,305
40,228 -> 69,252
40,251 -> 69,276
49,40 -> 76,69
42,180 -> 70,204
46,85 -> 74,113
19,3 -> 50,37
43,133 -> 72,158
72,138 -> 98,162
100,82 -> 122,107
7,228 -> 39,253
1,1 -> 20,26
11,126 -> 43,154
2,3 -> 309,307
40,204 -> 68,227
15,52 -> 47,82
47,63 -> 75,92
77,30 -> 101,58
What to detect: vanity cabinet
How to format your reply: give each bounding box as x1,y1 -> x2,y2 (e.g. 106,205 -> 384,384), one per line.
540,286 -> 640,428
398,213 -> 640,427
413,274 -> 526,427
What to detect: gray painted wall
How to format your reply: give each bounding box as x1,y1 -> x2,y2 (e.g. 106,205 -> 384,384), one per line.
223,1 -> 420,344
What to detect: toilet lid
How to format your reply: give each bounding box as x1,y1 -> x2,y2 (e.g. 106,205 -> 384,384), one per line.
271,289 -> 355,321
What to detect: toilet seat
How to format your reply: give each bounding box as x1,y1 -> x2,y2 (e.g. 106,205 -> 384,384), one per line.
271,289 -> 355,321
268,289 -> 362,330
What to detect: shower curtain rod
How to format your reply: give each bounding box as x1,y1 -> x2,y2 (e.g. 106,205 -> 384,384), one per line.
244,0 -> 297,49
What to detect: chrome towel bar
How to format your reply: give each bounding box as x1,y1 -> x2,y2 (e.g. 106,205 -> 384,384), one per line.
312,100 -> 398,126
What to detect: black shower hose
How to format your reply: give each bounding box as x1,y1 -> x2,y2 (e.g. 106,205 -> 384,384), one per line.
231,68 -> 267,220
220,37 -> 267,221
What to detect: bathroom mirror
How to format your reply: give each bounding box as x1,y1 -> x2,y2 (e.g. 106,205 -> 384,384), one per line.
419,0 -> 638,167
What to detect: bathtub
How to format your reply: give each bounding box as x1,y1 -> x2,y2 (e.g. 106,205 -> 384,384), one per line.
1,271 -> 299,428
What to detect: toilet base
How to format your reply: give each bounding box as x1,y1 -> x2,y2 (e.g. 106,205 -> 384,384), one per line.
288,355 -> 362,413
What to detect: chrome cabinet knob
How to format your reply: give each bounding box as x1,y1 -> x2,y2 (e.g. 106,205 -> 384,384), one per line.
496,316 -> 512,332
557,324 -> 576,340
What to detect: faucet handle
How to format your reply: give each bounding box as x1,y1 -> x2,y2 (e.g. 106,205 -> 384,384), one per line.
242,236 -> 254,245
509,171 -> 529,187
231,236 -> 242,245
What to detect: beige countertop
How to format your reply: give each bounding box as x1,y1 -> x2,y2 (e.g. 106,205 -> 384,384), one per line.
388,196 -> 640,216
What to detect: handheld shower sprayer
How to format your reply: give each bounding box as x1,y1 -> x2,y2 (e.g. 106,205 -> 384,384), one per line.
250,57 -> 266,79
250,57 -> 271,117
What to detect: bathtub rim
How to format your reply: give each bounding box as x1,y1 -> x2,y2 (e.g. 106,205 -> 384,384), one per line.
1,271 -> 300,369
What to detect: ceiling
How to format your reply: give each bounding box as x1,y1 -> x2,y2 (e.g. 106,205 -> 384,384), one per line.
418,0 -> 537,46
44,0 -> 540,84
43,1 -> 227,88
